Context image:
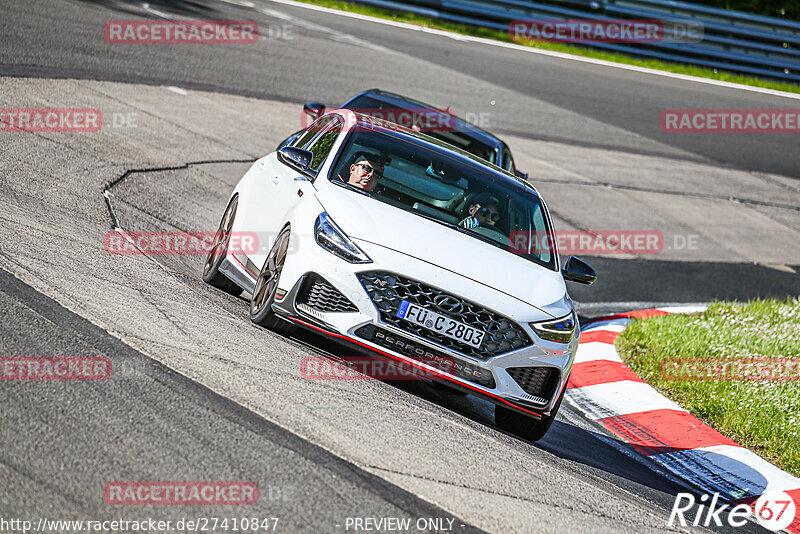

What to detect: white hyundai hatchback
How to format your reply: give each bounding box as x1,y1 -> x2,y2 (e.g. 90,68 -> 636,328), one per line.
203,110 -> 596,441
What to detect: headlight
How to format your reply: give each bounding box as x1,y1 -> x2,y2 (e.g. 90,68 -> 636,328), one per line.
529,312 -> 576,343
314,212 -> 372,264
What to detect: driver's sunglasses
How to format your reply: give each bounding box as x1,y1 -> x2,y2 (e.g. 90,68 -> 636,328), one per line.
356,163 -> 381,177
478,207 -> 500,222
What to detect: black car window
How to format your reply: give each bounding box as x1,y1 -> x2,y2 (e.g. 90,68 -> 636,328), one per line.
330,130 -> 556,271
296,115 -> 334,149
432,131 -> 496,164
308,116 -> 343,171
501,143 -> 516,173
345,95 -> 497,164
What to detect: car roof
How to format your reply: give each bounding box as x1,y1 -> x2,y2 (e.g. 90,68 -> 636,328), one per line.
335,109 -> 537,196
344,89 -> 504,150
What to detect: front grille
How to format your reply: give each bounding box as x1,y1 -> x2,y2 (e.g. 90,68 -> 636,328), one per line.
357,271 -> 531,359
354,324 -> 495,388
506,367 -> 558,401
296,273 -> 358,313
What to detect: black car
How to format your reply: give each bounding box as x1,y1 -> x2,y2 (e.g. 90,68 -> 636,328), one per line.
279,89 -> 527,179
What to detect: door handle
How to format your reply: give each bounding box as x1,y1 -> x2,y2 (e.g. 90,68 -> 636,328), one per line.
272,175 -> 280,185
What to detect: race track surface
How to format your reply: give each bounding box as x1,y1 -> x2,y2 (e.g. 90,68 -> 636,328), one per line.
0,0 -> 797,532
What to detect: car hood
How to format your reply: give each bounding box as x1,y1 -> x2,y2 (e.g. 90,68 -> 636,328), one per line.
316,186 -> 567,316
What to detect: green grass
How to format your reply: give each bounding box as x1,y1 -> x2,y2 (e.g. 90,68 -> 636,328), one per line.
616,298 -> 800,476
295,0 -> 800,95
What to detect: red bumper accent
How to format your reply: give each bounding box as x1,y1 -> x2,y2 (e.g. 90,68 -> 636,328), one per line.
287,315 -> 544,419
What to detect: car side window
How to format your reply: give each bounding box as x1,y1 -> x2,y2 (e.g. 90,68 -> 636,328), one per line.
501,144 -> 515,173
307,116 -> 343,171
296,116 -> 334,149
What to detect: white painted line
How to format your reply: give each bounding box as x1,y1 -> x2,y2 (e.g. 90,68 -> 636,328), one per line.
694,445 -> 800,492
567,380 -> 688,419
581,318 -> 630,332
257,5 -> 396,54
574,341 -> 621,364
658,305 -> 708,314
219,0 -> 256,6
581,322 -> 627,334
577,301 -> 708,311
166,86 -> 188,95
140,2 -> 179,21
262,0 -> 800,101
763,263 -> 798,274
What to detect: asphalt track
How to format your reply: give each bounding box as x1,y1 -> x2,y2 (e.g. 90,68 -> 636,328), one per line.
0,0 -> 798,532
2,0 -> 798,302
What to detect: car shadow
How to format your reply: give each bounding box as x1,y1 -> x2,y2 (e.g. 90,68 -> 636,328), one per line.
283,325 -> 778,533
285,325 -> 685,495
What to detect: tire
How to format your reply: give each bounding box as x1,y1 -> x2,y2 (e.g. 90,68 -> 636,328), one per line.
203,195 -> 243,296
249,226 -> 296,336
495,380 -> 567,442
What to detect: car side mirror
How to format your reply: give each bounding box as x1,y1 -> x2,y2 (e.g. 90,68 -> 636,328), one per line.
515,169 -> 528,180
562,256 -> 596,285
303,102 -> 325,121
277,146 -> 313,173
277,131 -> 302,151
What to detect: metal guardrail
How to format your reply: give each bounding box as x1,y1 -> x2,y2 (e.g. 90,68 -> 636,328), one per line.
351,0 -> 800,82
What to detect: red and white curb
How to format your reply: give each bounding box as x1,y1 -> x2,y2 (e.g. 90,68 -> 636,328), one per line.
565,307 -> 800,532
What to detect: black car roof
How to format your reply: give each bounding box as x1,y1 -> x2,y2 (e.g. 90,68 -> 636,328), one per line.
345,89 -> 504,150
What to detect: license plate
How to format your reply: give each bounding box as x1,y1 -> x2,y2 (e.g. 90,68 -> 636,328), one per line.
396,300 -> 485,348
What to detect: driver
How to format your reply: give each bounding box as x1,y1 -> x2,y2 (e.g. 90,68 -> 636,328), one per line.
339,153 -> 384,192
459,196 -> 501,229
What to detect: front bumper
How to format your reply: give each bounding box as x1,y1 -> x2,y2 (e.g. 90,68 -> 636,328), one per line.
242,232 -> 578,418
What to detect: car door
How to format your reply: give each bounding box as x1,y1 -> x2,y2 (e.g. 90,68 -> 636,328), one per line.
242,115 -> 344,272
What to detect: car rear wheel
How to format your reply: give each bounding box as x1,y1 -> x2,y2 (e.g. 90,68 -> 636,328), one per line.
203,195 -> 243,296
250,226 -> 295,336
495,380 -> 567,442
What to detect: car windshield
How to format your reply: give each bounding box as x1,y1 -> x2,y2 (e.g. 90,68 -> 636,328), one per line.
344,95 -> 497,164
329,130 -> 556,270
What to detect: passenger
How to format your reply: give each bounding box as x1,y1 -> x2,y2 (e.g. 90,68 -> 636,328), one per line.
459,197 -> 502,229
339,154 -> 384,192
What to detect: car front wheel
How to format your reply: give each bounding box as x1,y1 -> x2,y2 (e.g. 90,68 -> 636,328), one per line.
495,380 -> 567,442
